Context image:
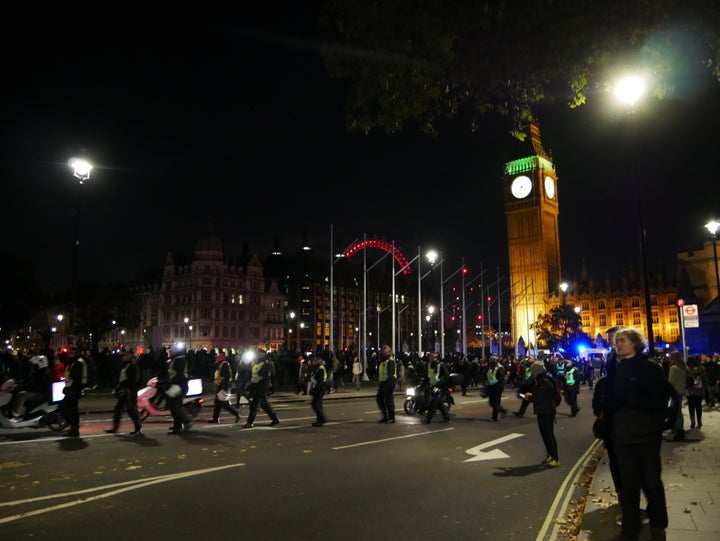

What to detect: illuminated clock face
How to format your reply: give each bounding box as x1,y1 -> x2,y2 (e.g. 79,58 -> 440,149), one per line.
511,175 -> 532,199
544,176 -> 556,199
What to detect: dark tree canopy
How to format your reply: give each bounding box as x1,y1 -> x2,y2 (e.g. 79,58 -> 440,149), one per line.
321,0 -> 720,136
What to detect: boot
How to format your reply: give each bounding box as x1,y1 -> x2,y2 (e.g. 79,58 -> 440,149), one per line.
648,527 -> 666,541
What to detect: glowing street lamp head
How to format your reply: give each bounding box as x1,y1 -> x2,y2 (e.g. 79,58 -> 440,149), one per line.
69,158 -> 93,182
560,282 -> 569,294
425,249 -> 439,265
615,76 -> 645,107
705,220 -> 720,237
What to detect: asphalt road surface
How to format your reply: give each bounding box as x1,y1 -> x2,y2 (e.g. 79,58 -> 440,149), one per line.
0,390 -> 597,541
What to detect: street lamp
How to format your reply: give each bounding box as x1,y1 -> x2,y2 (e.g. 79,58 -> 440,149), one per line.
425,249 -> 446,358
704,220 -> 720,304
184,317 -> 190,350
67,157 -> 93,343
559,282 -> 568,305
615,74 -> 654,355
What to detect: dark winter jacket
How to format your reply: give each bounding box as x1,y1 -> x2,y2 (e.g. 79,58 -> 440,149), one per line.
610,353 -> 672,445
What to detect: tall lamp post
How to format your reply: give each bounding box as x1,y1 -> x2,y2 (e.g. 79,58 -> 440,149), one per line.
559,282 -> 568,305
705,220 -> 720,304
615,75 -> 654,355
425,249 -> 446,358
67,157 -> 93,343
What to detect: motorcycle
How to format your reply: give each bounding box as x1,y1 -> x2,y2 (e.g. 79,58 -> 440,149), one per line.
403,374 -> 460,416
0,379 -> 68,431
136,376 -> 204,421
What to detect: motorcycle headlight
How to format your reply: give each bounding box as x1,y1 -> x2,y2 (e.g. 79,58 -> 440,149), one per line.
406,388 -> 415,397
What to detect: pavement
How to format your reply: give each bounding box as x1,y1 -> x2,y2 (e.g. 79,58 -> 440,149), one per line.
76,383 -> 719,540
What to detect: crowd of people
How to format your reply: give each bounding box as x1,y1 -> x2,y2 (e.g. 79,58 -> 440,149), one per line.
3,329 -> 720,539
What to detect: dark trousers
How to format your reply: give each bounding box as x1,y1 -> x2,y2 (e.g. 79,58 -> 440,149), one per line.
311,391 -> 326,423
603,435 -> 623,498
613,439 -> 668,539
168,394 -> 190,431
425,391 -> 450,422
687,395 -> 703,426
376,382 -> 396,420
488,384 -> 506,420
60,393 -> 81,434
111,392 -> 142,431
212,396 -> 239,421
536,413 -> 558,461
564,386 -> 580,414
247,389 -> 278,424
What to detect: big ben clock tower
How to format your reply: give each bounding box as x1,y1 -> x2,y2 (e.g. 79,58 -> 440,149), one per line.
503,123 -> 561,352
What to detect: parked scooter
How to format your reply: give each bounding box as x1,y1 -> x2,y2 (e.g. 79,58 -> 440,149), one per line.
136,376 -> 204,421
0,379 -> 68,431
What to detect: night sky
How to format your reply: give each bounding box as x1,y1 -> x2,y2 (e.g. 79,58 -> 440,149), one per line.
3,11 -> 720,296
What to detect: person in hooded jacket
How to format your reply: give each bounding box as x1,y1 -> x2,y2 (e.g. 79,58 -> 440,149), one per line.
524,360 -> 559,467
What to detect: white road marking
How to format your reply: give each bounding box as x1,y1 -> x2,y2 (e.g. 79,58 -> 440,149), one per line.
0,464 -> 244,524
332,427 -> 454,450
464,433 -> 524,462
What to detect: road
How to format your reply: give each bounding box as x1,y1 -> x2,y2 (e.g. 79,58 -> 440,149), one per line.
0,388 -> 598,540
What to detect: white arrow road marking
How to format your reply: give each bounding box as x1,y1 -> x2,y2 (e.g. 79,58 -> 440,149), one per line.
464,432 -> 524,462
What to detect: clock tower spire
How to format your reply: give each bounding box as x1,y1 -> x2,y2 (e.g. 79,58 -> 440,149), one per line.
503,123 -> 561,353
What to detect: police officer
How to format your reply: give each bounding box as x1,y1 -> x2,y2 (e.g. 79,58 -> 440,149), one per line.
106,349 -> 143,436
563,360 -> 581,416
60,345 -> 87,438
486,357 -> 507,422
376,344 -> 397,423
513,358 -> 534,418
307,354 -> 327,426
209,351 -> 240,424
423,353 -> 450,423
243,350 -> 280,428
166,345 -> 191,435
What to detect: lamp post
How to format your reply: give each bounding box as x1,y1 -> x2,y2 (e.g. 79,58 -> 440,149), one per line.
425,249 -> 446,358
560,282 -> 568,305
705,220 -> 720,304
615,75 -> 654,355
67,158 -> 93,343
184,317 -> 190,350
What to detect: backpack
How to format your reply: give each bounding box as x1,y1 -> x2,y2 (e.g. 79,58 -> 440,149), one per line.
690,374 -> 704,396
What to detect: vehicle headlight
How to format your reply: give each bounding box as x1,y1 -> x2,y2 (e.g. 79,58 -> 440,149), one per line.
406,388 -> 415,397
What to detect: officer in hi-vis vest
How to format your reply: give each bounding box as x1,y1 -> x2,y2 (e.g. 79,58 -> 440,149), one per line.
375,344 -> 398,424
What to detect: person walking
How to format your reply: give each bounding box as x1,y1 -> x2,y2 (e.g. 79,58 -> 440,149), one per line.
351,351 -> 363,391
486,357 -> 507,422
563,359 -> 581,417
686,356 -> 709,430
165,345 -> 192,435
512,358 -> 534,418
666,351 -> 688,440
607,327 -> 673,541
524,360 -> 559,467
375,344 -> 397,423
209,351 -> 240,424
423,353 -> 450,424
60,345 -> 87,438
234,351 -> 252,408
243,350 -> 280,428
105,349 -> 143,436
307,354 -> 327,426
